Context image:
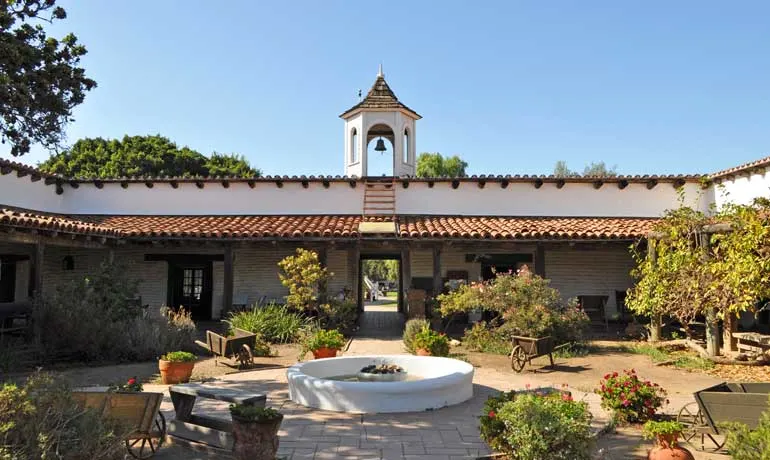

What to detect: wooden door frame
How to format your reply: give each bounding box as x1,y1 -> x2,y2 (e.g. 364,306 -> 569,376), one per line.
358,253 -> 403,313
166,257 -> 214,320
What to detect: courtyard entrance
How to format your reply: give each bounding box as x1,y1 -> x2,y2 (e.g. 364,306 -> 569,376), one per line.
357,256 -> 404,337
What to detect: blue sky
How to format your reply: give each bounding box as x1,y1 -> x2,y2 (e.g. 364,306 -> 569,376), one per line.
10,0 -> 770,176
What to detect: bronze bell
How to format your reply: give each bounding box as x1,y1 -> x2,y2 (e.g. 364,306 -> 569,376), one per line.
374,138 -> 387,154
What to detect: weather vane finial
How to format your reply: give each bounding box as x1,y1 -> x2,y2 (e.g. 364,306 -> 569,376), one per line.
377,62 -> 383,78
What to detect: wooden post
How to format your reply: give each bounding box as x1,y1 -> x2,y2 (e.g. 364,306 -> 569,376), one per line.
534,242 -> 546,277
722,312 -> 738,354
30,242 -> 45,299
349,246 -> 361,312
647,240 -> 661,342
699,232 -> 720,357
317,246 -> 328,303
223,244 -> 234,317
401,246 -> 412,315
432,245 -> 442,298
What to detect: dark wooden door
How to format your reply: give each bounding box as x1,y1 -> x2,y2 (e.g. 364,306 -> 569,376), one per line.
0,261 -> 16,303
169,262 -> 212,320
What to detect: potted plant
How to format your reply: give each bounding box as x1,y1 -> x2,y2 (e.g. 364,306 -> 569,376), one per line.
229,404 -> 283,460
412,325 -> 450,357
158,351 -> 197,384
304,329 -> 345,359
643,421 -> 695,460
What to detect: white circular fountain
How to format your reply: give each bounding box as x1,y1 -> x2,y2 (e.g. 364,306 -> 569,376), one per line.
286,355 -> 474,413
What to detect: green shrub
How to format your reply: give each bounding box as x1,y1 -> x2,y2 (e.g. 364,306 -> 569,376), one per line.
226,303 -> 310,343
32,262 -> 197,364
229,404 -> 282,422
722,396 -> 770,460
318,297 -> 357,332
462,322 -> 511,355
403,318 -> 429,353
596,369 -> 667,423
251,336 -> 273,357
480,389 -> 592,460
0,372 -> 126,459
413,325 -> 450,357
161,351 -> 197,362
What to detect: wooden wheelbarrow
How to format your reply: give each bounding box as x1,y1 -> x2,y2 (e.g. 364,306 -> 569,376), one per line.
195,328 -> 257,368
72,390 -> 166,459
677,382 -> 770,452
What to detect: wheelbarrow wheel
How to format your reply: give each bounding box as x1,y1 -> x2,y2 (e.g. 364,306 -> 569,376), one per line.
126,411 -> 166,459
236,344 -> 254,369
677,402 -> 724,452
510,346 -> 527,373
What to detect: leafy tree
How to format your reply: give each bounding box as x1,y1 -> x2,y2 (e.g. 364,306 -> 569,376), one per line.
416,152 -> 468,177
362,260 -> 398,281
626,197 -> 770,355
552,160 -> 618,177
38,135 -> 260,177
582,161 -> 618,177
1,0 -> 96,156
553,160 -> 576,177
278,248 -> 330,312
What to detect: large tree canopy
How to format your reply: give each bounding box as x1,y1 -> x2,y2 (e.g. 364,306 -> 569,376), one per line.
1,0 -> 96,156
416,152 -> 468,177
38,135 -> 260,178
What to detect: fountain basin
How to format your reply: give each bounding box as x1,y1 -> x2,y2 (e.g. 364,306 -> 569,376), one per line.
287,355 -> 474,413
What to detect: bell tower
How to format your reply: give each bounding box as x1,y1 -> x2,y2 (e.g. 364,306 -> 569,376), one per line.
340,66 -> 421,177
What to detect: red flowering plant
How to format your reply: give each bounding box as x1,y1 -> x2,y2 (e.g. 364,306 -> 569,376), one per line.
596,369 -> 667,423
107,376 -> 143,393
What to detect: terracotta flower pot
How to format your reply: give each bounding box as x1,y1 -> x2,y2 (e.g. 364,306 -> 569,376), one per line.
648,434 -> 695,460
416,348 -> 432,356
312,347 -> 338,359
232,414 -> 284,460
158,360 -> 195,384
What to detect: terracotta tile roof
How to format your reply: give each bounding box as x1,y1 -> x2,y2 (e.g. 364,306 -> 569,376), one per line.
0,207 -> 120,237
710,155 -> 770,179
0,207 -> 657,241
80,215 -> 363,239
398,216 -> 658,240
340,74 -> 420,119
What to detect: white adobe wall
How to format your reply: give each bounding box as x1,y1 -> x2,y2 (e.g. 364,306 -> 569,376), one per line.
0,173 -> 65,212
544,244 -> 635,317
55,182 -> 365,215
713,169 -> 770,209
396,182 -> 708,217
1,169 -> 708,218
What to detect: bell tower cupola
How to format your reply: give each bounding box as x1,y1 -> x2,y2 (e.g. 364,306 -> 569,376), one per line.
340,66 -> 421,177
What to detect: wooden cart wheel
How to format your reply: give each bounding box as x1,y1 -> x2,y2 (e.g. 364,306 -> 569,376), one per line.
126,411 -> 166,459
676,402 -> 725,452
236,344 -> 254,369
510,346 -> 527,373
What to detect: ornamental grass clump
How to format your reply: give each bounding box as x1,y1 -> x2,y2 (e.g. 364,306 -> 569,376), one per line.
596,369 -> 667,423
479,389 -> 592,460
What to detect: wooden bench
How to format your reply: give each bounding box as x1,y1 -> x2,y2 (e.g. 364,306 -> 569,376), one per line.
167,383 -> 266,451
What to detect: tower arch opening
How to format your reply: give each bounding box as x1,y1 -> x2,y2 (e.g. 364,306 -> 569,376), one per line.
366,123 -> 395,177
